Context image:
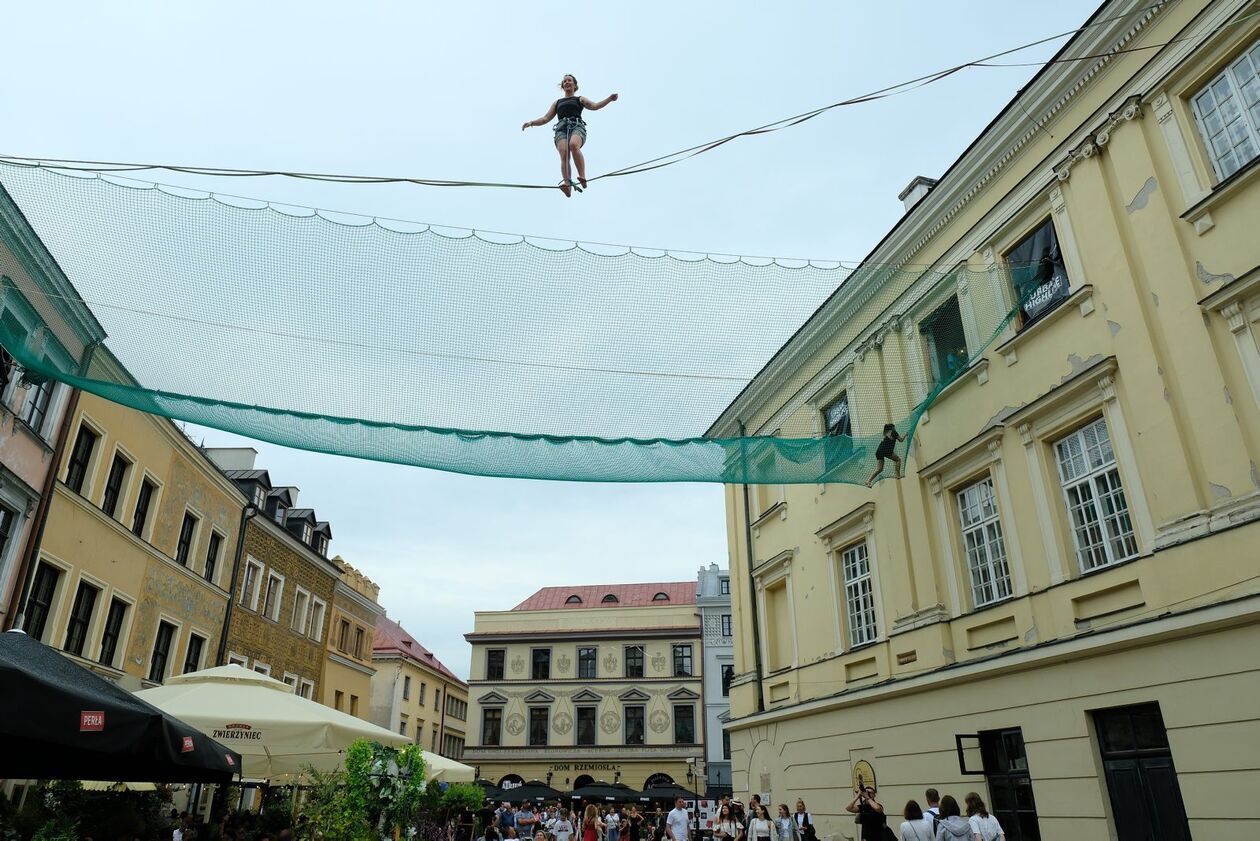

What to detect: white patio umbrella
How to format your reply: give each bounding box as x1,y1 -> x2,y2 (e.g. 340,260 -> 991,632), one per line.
135,665 -> 474,782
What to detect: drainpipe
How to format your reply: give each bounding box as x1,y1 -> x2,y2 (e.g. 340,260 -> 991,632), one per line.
738,422 -> 766,714
216,504 -> 258,665
8,339 -> 100,630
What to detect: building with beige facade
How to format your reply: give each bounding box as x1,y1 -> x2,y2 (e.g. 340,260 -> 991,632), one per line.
709,2 -> 1260,840
371,615 -> 469,759
14,369 -> 245,688
209,447 -> 339,700
323,555 -> 384,720
462,583 -> 705,793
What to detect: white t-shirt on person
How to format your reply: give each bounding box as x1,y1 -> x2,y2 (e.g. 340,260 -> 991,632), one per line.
969,814 -> 1003,841
666,807 -> 691,841
898,817 -> 935,841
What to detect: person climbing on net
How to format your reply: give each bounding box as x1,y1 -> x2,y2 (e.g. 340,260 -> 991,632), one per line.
522,74 -> 618,197
866,423 -> 905,487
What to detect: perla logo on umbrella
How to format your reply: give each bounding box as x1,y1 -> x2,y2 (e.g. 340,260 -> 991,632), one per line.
212,723 -> 263,741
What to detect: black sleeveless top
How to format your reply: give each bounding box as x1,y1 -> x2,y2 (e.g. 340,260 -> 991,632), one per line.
556,96 -> 583,119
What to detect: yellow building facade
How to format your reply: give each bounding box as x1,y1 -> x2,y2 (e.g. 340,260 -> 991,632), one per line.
371,615 -> 470,758
323,556 -> 384,720
462,583 -> 705,793
23,373 -> 244,687
709,3 -> 1260,840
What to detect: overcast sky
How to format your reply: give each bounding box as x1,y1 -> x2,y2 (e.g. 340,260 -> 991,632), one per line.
3,0 -> 1101,677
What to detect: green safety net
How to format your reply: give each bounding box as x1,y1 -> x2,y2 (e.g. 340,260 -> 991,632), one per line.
0,160 -> 1058,484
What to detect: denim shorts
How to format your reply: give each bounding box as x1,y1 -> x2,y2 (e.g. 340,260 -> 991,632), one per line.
554,118 -> 587,145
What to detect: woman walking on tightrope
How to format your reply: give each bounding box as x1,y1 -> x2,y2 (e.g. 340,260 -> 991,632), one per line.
522,74 -> 618,196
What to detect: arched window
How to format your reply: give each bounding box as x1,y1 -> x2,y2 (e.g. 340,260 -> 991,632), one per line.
601,594 -> 619,604
652,592 -> 670,602
644,772 -> 674,790
565,595 -> 582,604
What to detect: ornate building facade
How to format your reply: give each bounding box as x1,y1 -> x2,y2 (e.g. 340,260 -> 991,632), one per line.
711,2 -> 1260,839
463,582 -> 705,793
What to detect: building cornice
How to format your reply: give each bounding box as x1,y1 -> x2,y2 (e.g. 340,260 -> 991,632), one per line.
462,745 -> 704,762
468,676 -> 703,687
0,181 -> 108,354
333,578 -> 385,616
328,651 -> 376,676
465,626 -> 701,644
707,0 -> 1171,438
727,590 -> 1260,730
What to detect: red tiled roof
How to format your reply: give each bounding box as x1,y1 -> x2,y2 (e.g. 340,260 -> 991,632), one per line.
512,582 -> 697,611
373,615 -> 466,687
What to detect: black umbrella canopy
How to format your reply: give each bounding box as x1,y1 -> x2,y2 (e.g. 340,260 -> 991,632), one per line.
503,779 -> 566,802
610,781 -> 646,801
477,778 -> 503,802
642,782 -> 699,801
0,630 -> 240,782
568,779 -> 631,802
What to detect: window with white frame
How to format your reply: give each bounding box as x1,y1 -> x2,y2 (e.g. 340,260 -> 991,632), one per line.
1005,218 -> 1071,327
298,679 -> 314,700
720,614 -> 732,637
21,379 -> 54,435
240,559 -> 264,609
262,572 -> 284,621
921,295 -> 970,385
227,652 -> 248,667
149,620 -> 178,683
308,597 -> 326,642
253,662 -> 271,676
1191,37 -> 1260,181
0,504 -> 15,574
282,673 -> 298,692
840,542 -> 878,647
822,391 -> 854,472
291,587 -> 310,632
1055,418 -> 1138,572
956,477 -> 1013,607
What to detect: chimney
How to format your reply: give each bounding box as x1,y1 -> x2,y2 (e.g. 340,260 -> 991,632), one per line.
898,176 -> 939,212
203,447 -> 259,471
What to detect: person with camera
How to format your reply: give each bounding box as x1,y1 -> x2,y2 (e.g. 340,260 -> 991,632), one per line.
846,786 -> 890,841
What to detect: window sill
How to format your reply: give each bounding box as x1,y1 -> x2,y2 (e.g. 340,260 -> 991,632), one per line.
11,416 -> 54,454
993,284 -> 1095,366
1078,551 -> 1148,578
926,357 -> 991,407
1181,154 -> 1260,236
844,639 -> 881,655
751,500 -> 786,527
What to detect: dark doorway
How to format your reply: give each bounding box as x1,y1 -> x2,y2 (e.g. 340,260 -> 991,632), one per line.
1094,703 -> 1191,841
979,728 -> 1041,841
573,774 -> 594,790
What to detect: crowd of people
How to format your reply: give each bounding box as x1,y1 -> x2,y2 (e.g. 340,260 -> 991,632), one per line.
477,795 -> 818,841
474,788 -> 1006,841
845,786 -> 1006,841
